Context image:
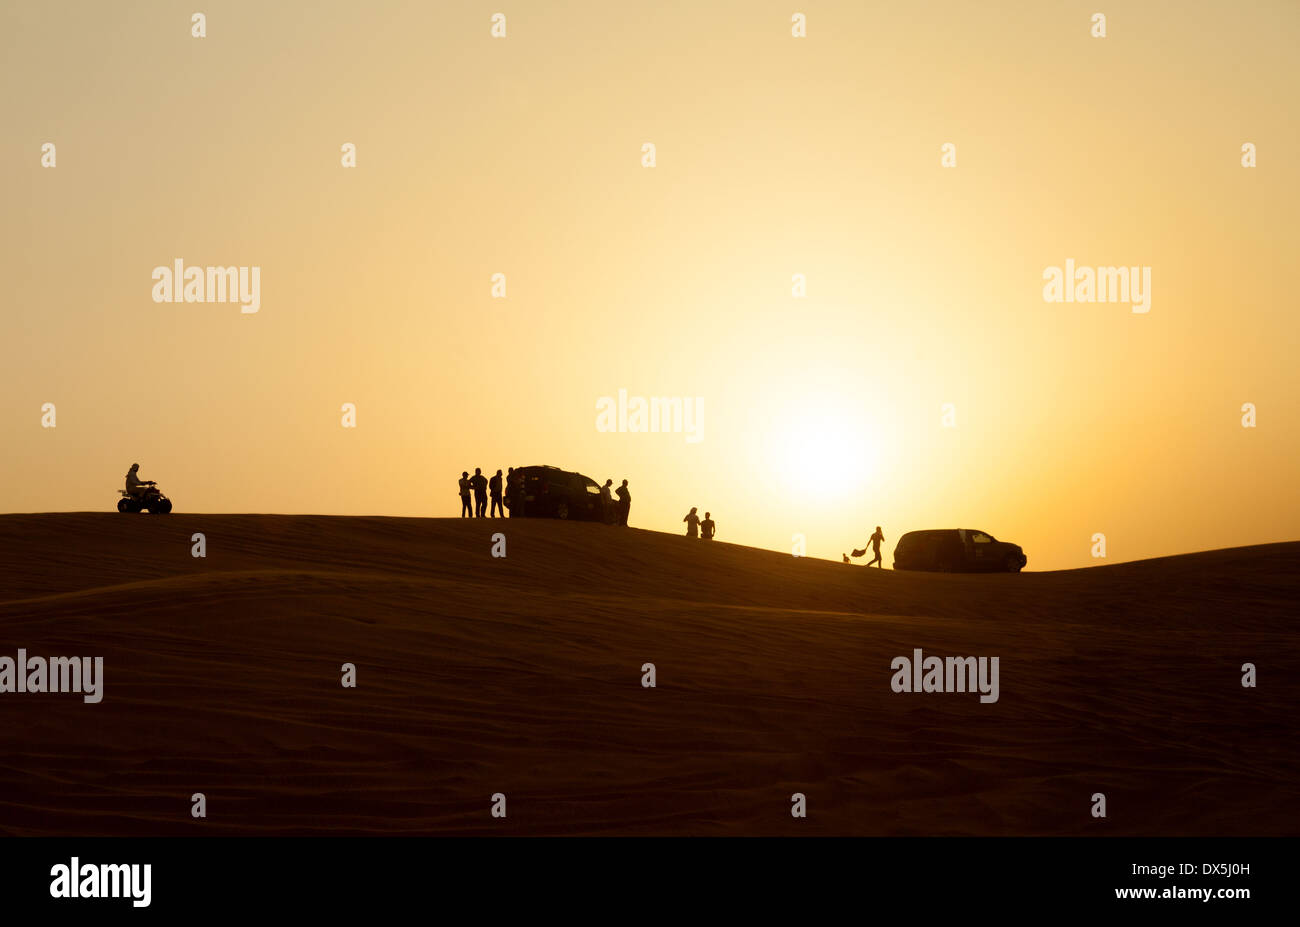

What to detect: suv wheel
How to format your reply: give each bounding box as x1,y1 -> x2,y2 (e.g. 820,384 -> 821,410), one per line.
1004,553 -> 1023,573
556,502 -> 569,520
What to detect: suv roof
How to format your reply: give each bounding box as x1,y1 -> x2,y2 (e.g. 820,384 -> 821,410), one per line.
510,465 -> 593,482
900,528 -> 990,536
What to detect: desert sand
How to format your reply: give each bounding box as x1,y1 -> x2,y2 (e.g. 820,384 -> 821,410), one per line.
0,513 -> 1295,836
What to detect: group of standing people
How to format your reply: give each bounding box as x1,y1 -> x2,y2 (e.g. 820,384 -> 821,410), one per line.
459,467 -> 509,518
457,468 -> 633,525
683,507 -> 716,540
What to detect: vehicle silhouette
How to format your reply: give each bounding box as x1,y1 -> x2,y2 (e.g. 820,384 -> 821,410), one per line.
893,529 -> 1026,572
117,485 -> 173,514
504,465 -> 604,521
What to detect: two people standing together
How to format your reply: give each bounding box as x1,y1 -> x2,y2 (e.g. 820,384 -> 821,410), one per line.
683,507 -> 715,541
599,479 -> 632,526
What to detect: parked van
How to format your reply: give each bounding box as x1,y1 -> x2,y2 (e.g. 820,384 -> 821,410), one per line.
893,529 -> 1027,572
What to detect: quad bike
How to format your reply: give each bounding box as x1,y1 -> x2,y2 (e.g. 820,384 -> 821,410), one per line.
117,485 -> 173,514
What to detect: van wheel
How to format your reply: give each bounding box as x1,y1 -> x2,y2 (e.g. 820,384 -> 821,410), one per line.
556,502 -> 569,520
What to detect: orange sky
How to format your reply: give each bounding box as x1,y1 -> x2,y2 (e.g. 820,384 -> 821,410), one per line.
3,0 -> 1297,569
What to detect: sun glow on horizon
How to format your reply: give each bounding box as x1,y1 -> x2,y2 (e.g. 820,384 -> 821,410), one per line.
763,394 -> 884,501
2,1 -> 1297,570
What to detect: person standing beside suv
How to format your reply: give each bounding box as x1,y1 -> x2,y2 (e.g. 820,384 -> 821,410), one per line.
505,467 -> 520,516
600,479 -> 614,524
615,479 -> 631,526
489,469 -> 505,517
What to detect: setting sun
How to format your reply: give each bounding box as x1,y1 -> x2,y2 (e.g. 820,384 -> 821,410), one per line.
765,395 -> 881,500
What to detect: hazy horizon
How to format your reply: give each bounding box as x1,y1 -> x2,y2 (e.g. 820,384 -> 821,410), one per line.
4,0 -> 1298,570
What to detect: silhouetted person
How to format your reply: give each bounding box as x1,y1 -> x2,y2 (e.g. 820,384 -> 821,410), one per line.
842,554 -> 851,563
701,512 -> 715,540
506,467 -> 517,516
615,479 -> 630,526
600,479 -> 614,523
471,467 -> 489,517
683,507 -> 700,538
458,471 -> 472,517
489,469 -> 505,517
867,526 -> 885,567
125,463 -> 155,499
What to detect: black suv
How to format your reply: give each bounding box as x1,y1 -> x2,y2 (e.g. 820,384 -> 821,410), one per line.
893,529 -> 1027,573
504,465 -> 604,521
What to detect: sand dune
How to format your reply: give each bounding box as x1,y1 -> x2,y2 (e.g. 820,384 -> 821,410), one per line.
0,513 -> 1295,835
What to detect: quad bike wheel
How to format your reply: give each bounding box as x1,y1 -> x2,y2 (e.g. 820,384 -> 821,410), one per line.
117,497 -> 143,513
148,499 -> 173,514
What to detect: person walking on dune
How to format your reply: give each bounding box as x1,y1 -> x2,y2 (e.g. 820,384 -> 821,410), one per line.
867,526 -> 885,567
683,507 -> 700,538
701,512 -> 716,541
615,479 -> 630,526
471,467 -> 489,518
458,471 -> 472,517
489,469 -> 505,517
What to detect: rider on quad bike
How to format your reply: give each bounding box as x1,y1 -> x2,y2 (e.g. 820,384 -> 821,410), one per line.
118,463 -> 173,514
